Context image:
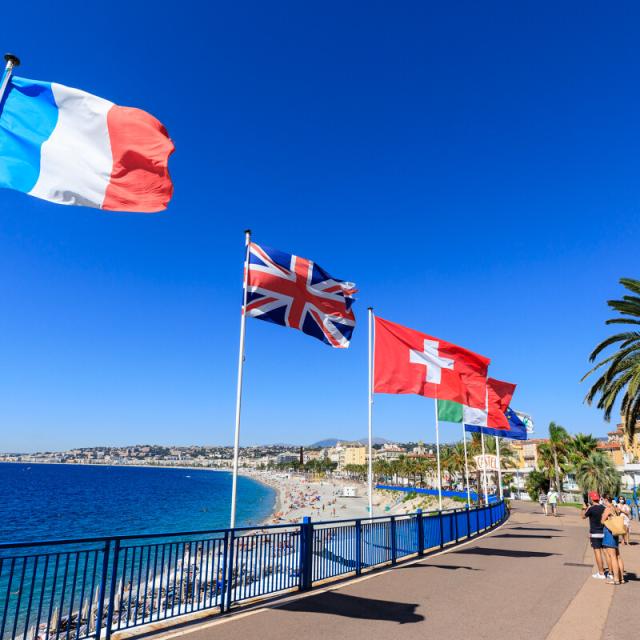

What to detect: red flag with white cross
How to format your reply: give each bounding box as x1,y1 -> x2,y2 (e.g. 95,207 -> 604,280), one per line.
373,316 -> 490,409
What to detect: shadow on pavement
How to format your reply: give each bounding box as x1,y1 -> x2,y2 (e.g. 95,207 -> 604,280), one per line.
276,591 -> 424,624
493,533 -> 565,539
408,563 -> 481,571
509,526 -> 563,532
454,547 -> 559,558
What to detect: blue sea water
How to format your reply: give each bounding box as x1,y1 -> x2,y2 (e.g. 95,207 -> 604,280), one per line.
0,463 -> 276,543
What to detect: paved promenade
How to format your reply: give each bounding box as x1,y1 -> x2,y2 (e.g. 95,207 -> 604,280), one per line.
140,502 -> 638,640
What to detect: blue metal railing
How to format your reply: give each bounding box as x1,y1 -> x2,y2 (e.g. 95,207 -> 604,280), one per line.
0,501 -> 507,640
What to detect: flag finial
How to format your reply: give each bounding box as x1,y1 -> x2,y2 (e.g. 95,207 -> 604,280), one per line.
4,53 -> 20,67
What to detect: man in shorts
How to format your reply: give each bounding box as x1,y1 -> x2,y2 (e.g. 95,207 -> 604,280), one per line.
582,491 -> 606,579
548,487 -> 559,516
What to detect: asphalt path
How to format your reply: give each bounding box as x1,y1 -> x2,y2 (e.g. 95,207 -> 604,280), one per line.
135,501 -> 637,640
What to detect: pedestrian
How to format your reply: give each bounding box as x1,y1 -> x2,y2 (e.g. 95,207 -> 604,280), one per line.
581,491 -> 606,580
601,495 -> 624,585
547,487 -> 559,517
538,490 -> 548,516
617,497 -> 631,545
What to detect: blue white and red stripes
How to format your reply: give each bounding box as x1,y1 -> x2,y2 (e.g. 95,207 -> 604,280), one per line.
0,76 -> 174,212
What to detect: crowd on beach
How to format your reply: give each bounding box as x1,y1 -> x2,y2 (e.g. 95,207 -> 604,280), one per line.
248,471 -> 462,525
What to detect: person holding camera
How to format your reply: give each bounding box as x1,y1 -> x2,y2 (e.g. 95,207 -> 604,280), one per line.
582,491 -> 606,580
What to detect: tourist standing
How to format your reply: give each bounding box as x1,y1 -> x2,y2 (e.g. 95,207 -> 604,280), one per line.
617,496 -> 631,545
582,492 -> 606,579
539,490 -> 548,516
547,487 -> 559,517
601,495 -> 624,585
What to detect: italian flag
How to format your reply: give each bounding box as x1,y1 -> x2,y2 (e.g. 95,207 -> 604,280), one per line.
437,378 -> 516,430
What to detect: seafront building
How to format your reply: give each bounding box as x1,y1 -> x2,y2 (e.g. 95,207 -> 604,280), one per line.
376,443 -> 407,462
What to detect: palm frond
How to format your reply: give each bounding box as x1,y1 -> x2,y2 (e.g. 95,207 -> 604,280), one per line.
608,300 -> 640,317
583,278 -> 640,439
619,278 -> 640,295
605,318 -> 640,326
589,331 -> 639,362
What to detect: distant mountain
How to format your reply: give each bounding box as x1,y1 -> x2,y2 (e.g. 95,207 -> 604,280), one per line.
309,437 -> 391,448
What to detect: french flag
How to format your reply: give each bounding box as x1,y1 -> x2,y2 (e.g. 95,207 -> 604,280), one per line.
0,76 -> 174,212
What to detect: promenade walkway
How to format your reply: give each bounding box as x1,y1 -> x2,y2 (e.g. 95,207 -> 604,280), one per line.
134,502 -> 639,640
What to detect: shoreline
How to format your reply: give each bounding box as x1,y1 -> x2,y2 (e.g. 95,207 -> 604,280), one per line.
1,461 -> 466,527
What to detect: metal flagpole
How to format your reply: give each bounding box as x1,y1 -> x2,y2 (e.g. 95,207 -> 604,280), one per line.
367,307 -> 374,518
496,435 -> 503,501
462,425 -> 471,508
434,398 -> 443,510
0,54 -> 20,106
480,430 -> 489,505
229,229 -> 252,529
480,384 -> 489,505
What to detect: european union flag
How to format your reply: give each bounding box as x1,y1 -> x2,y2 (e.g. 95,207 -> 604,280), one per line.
465,407 -> 528,440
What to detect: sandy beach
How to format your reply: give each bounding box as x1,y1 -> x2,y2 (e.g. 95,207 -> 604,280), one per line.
242,470 -> 465,524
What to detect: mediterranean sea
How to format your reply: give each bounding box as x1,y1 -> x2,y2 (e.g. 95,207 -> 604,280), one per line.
0,463 -> 276,542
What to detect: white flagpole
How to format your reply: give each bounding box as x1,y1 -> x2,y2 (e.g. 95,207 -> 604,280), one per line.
0,54 -> 20,105
367,307 -> 374,518
229,229 -> 252,529
496,435 -> 503,501
462,425 -> 471,508
480,384 -> 489,505
434,399 -> 443,510
480,430 -> 489,506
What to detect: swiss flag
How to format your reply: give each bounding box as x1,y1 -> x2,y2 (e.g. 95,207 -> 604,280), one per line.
374,316 -> 490,409
464,378 -> 516,430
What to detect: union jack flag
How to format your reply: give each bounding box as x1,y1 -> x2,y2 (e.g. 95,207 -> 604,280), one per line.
245,242 -> 357,348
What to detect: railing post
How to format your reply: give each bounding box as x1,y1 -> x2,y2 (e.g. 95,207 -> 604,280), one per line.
225,530 -> 235,612
299,517 -> 313,591
219,531 -> 229,613
103,538 -> 120,640
94,540 -> 111,640
454,509 -> 458,544
466,506 -> 471,540
355,520 -> 362,576
390,517 -> 397,565
438,510 -> 444,550
416,509 -> 424,556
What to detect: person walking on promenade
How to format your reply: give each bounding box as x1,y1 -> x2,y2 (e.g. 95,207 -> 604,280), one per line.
617,496 -> 631,545
582,492 -> 607,579
539,490 -> 548,516
547,487 -> 559,517
601,495 -> 624,585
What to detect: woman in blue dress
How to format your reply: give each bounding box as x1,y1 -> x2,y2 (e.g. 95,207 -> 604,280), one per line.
601,495 -> 624,585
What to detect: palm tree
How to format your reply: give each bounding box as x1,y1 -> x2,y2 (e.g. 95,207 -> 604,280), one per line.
443,443 -> 467,487
545,422 -> 571,491
525,469 -> 550,501
373,459 -> 391,483
569,433 -> 599,466
574,452 -> 621,496
583,277 -> 640,440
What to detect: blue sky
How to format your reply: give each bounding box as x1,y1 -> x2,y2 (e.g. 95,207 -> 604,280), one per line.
1,2 -> 639,452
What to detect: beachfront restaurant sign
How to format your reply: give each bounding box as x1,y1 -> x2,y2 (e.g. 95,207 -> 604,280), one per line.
474,454 -> 498,472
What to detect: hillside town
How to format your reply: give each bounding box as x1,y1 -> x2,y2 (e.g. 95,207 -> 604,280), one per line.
3,417 -> 640,497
